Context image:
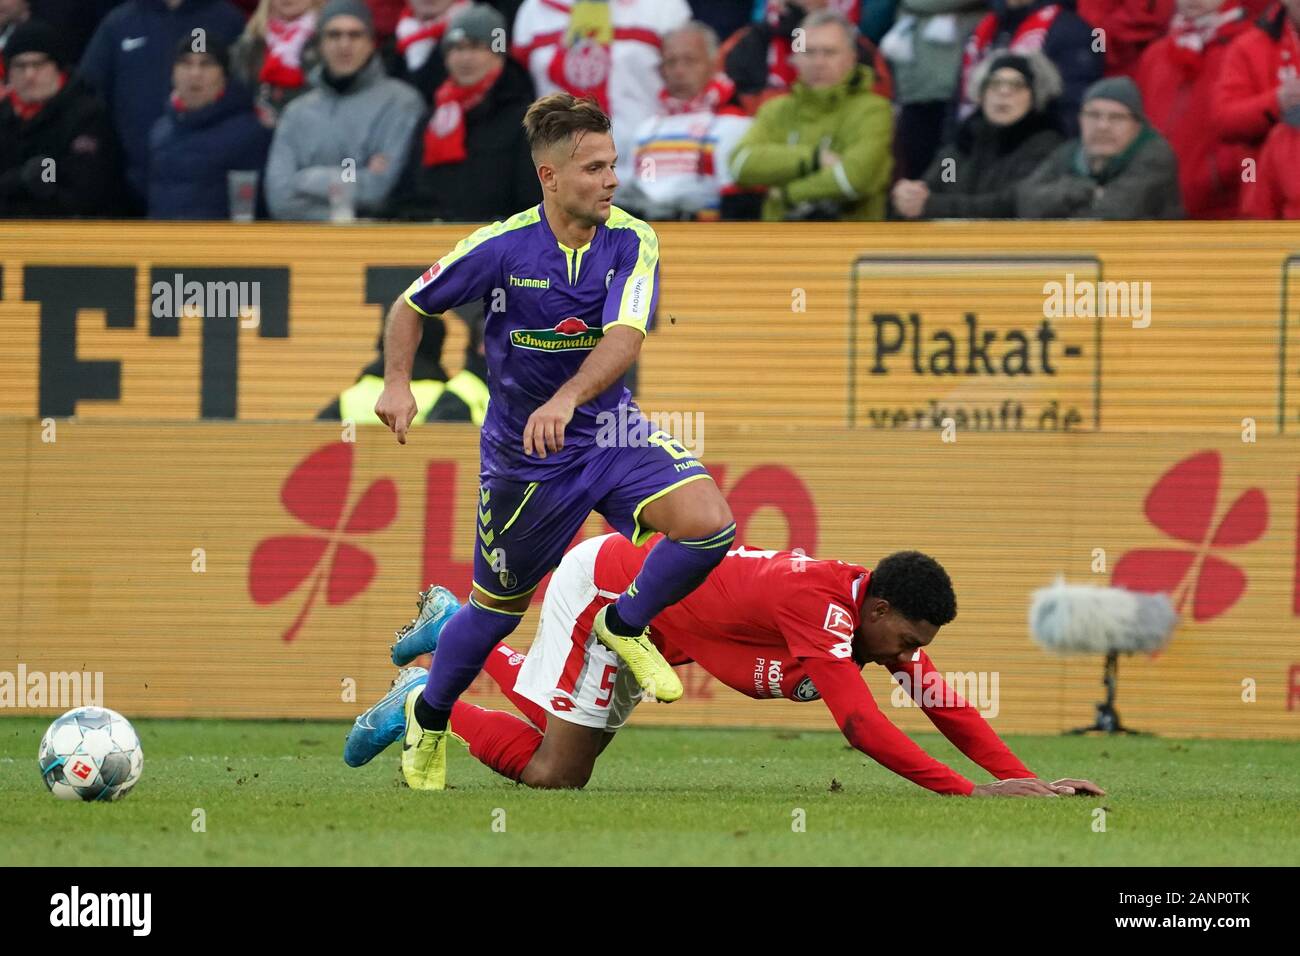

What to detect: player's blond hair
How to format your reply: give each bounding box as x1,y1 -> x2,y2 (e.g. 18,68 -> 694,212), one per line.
522,93 -> 612,158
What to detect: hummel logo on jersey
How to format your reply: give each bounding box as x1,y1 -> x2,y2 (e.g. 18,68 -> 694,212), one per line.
509,274 -> 550,289
121,36 -> 147,51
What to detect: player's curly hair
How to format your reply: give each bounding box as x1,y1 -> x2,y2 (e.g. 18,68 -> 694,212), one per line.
866,551 -> 957,626
523,93 -> 612,157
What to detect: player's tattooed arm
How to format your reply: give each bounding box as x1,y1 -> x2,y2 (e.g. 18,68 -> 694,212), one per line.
523,325 -> 643,459
374,297 -> 423,445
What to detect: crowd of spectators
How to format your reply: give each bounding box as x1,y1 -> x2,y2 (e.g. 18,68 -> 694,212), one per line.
1,0 -> 1298,221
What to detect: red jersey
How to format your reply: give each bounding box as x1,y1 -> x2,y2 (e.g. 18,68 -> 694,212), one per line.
593,534 -> 1035,796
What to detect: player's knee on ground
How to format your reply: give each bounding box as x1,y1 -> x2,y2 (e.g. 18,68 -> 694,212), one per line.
520,755 -> 593,790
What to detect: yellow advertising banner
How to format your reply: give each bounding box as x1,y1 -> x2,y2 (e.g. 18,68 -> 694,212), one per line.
1,220 -> 1298,432
1,421 -> 1297,739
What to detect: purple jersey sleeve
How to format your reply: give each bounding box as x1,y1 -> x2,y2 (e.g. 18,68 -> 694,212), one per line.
600,219 -> 660,336
403,227 -> 502,317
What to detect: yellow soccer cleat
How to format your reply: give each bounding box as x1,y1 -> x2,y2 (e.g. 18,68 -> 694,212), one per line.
400,687 -> 457,790
591,605 -> 683,703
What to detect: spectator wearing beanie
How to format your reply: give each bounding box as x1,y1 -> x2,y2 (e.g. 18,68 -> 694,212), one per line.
0,20 -> 122,217
1135,0 -> 1251,219
958,0 -> 1103,138
893,50 -> 1064,218
264,0 -> 423,219
383,0 -> 470,101
1210,0 -> 1300,184
147,35 -> 271,218
230,0 -> 325,128
389,3 -> 537,220
1017,75 -> 1183,217
79,0 -> 246,212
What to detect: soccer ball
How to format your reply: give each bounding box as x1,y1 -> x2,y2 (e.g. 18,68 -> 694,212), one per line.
38,707 -> 144,801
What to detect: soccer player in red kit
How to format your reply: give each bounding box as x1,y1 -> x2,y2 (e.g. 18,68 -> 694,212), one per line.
347,533 -> 1104,797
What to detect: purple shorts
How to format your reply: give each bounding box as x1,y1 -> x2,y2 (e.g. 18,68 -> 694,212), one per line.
472,432 -> 713,601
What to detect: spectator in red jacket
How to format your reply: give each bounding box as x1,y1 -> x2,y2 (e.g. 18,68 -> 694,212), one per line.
1135,0 -> 1251,217
1076,0 -> 1174,76
1240,112 -> 1300,216
1211,0 -> 1300,168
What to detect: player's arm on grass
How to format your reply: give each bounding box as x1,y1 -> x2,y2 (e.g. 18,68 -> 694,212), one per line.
884,650 -> 1105,796
523,222 -> 659,458
804,660 -> 1084,798
775,588 -> 1064,797
885,650 -> 1035,780
803,657 -> 980,795
376,230 -> 499,443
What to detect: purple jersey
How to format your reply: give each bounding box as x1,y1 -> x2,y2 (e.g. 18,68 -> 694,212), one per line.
404,204 -> 660,480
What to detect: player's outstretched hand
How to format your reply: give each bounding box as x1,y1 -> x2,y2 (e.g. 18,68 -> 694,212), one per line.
1047,777 -> 1106,796
523,394 -> 575,459
971,778 -> 1065,797
375,383 -> 418,445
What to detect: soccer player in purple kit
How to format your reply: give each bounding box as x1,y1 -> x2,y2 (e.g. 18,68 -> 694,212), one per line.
373,93 -> 736,790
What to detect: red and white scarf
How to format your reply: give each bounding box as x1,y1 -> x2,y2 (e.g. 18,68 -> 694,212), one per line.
658,72 -> 735,116
260,10 -> 317,89
395,1 -> 470,73
421,63 -> 501,166
961,3 -> 1061,100
1168,2 -> 1245,68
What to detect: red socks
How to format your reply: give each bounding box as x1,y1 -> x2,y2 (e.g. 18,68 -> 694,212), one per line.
445,642 -> 550,782
449,702 -> 542,782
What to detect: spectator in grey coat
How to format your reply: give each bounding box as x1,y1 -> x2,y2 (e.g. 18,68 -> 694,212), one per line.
1016,75 -> 1183,219
264,0 -> 423,219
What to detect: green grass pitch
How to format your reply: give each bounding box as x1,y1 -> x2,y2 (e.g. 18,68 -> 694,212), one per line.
3,718 -> 1297,866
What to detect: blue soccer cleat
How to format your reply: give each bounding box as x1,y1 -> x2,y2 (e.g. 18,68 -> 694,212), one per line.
390,585 -> 460,666
343,666 -> 429,767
